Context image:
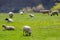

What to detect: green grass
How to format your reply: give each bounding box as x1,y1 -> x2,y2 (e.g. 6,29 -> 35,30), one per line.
0,13 -> 60,40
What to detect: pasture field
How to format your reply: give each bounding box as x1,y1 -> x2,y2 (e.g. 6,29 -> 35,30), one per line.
0,13 -> 60,40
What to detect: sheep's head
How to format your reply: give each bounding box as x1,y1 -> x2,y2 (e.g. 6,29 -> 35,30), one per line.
29,14 -> 34,17
2,24 -> 6,27
5,18 -> 8,20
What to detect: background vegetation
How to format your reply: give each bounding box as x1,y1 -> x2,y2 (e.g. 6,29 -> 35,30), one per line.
50,3 -> 60,12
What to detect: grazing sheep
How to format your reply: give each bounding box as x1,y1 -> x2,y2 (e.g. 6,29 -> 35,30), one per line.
50,10 -> 59,16
29,14 -> 34,18
2,25 -> 15,30
5,18 -> 13,22
23,26 -> 31,36
9,12 -> 14,18
20,11 -> 24,15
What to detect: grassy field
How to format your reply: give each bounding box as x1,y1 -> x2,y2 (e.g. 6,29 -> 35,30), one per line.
0,13 -> 60,40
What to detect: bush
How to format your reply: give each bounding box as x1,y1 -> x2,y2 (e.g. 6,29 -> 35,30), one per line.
50,3 -> 60,12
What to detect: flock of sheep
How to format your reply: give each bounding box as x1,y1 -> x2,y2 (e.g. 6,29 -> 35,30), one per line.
3,12 -> 32,36
2,10 -> 59,36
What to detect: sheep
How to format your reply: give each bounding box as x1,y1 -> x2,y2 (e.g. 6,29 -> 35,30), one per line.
5,18 -> 13,22
2,25 -> 15,30
23,26 -> 31,36
29,14 -> 34,18
8,12 -> 14,18
50,10 -> 59,16
20,11 -> 24,15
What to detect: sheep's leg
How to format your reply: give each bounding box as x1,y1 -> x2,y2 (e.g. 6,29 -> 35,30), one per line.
51,13 -> 53,16
51,14 -> 52,16
29,32 -> 31,36
28,31 -> 31,36
25,32 -> 28,36
10,16 -> 13,18
23,30 -> 27,36
9,14 -> 13,18
57,13 -> 58,16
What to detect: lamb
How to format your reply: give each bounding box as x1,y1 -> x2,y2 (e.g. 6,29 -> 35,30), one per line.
50,10 -> 59,16
9,12 -> 14,18
5,18 -> 13,22
23,26 -> 31,36
2,25 -> 15,30
29,14 -> 34,18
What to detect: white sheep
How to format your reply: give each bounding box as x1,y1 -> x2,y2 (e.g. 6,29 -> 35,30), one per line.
2,25 -> 15,30
5,18 -> 13,22
29,14 -> 34,18
20,11 -> 24,15
8,12 -> 14,18
23,26 -> 31,36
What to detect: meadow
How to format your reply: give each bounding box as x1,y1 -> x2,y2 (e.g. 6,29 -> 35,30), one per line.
0,13 -> 60,40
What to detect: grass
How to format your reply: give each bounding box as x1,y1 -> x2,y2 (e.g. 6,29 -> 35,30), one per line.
0,13 -> 60,40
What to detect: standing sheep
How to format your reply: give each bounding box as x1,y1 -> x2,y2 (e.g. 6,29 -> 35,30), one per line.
2,25 -> 15,30
5,18 -> 13,22
23,26 -> 31,36
50,10 -> 59,16
9,12 -> 14,18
